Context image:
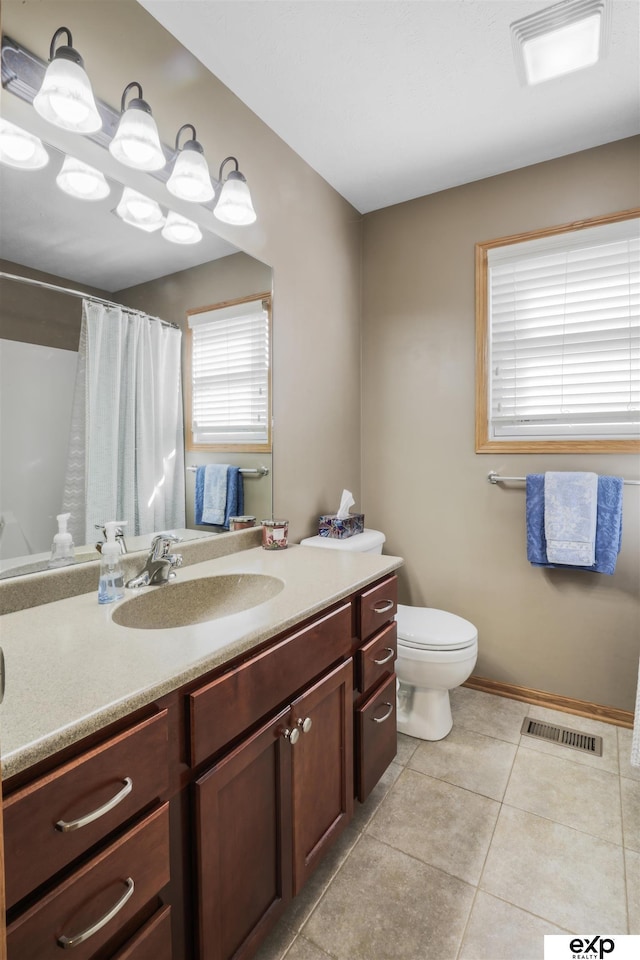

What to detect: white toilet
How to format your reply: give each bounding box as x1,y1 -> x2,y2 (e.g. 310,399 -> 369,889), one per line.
300,528 -> 478,741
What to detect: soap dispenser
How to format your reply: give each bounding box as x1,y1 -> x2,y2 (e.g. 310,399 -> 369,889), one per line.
48,513 -> 75,568
98,520 -> 128,604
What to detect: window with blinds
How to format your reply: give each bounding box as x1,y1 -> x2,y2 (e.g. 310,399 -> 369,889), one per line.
476,212 -> 639,452
187,295 -> 271,449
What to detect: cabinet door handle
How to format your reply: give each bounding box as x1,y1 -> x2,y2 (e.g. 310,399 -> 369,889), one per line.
372,599 -> 394,614
57,877 -> 135,948
372,702 -> 394,724
373,647 -> 395,665
282,727 -> 300,745
297,717 -> 313,734
55,777 -> 133,833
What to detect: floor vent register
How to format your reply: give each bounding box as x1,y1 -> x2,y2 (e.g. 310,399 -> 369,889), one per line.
520,717 -> 603,756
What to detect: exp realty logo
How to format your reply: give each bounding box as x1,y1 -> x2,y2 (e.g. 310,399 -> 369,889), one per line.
544,935 -> 640,960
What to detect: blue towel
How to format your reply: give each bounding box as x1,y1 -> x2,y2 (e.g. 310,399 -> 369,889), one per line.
194,465 -> 244,529
224,466 -> 244,529
526,474 -> 623,575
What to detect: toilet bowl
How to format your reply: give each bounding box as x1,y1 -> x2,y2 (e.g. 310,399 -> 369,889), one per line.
299,527 -> 478,741
396,604 -> 478,741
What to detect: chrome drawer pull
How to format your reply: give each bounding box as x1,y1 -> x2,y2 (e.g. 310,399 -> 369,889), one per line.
372,702 -> 394,724
283,727 -> 300,744
372,599 -> 394,614
55,777 -> 133,832
57,877 -> 134,948
297,716 -> 313,734
373,647 -> 395,665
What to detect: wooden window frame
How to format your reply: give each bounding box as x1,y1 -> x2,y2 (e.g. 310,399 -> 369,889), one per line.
186,292 -> 272,453
475,208 -> 640,454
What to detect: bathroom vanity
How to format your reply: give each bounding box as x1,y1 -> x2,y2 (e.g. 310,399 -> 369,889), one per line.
1,542 -> 401,959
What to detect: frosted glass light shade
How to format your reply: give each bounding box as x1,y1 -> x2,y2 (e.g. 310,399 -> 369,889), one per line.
0,119 -> 49,169
161,210 -> 202,244
33,57 -> 101,133
523,14 -> 601,84
167,145 -> 214,202
214,173 -> 256,225
109,107 -> 165,171
115,187 -> 164,232
56,155 -> 110,200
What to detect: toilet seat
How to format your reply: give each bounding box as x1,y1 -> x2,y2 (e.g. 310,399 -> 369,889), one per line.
396,605 -> 478,652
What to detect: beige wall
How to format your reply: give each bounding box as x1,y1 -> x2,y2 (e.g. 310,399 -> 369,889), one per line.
3,0 -> 363,542
362,137 -> 640,712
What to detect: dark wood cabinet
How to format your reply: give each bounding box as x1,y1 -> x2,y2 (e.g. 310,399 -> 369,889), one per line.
194,659 -> 353,960
3,573 -> 398,960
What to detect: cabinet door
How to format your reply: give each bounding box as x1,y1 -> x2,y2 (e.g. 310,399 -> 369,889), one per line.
290,659 -> 353,894
195,707 -> 293,960
355,672 -> 398,803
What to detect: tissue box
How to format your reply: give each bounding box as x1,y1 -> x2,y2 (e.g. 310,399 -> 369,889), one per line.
318,513 -> 365,539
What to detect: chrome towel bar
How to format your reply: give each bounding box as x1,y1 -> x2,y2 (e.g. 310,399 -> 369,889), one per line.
488,471 -> 639,486
187,465 -> 269,478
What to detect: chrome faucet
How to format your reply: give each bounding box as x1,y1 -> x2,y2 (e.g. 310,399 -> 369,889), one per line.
95,523 -> 128,555
126,534 -> 183,588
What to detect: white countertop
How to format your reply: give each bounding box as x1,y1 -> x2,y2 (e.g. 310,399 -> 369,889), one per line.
0,545 -> 402,780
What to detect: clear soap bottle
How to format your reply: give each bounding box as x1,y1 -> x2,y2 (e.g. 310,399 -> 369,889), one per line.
48,513 -> 75,568
98,520 -> 127,604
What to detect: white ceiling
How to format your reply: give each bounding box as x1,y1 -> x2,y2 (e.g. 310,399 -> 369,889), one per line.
140,0 -> 640,214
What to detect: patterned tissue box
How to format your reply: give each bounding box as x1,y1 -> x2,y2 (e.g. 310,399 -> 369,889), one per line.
318,513 -> 365,539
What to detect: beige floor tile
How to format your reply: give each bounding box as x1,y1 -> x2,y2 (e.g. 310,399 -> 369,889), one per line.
458,891 -> 569,960
366,768 -> 499,885
625,848 -> 640,934
450,687 -> 529,743
302,834 -> 474,960
520,705 -> 620,774
351,760 -> 403,833
284,937 -> 333,960
621,776 -> 640,853
284,826 -> 361,931
396,731 -> 420,766
408,725 -> 517,800
480,805 -> 628,933
504,748 -> 622,844
619,728 -> 640,782
251,920 -> 297,960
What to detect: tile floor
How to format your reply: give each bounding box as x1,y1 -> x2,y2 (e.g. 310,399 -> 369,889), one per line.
254,686 -> 639,960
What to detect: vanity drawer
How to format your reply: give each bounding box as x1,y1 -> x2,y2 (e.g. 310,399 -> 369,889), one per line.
4,710 -> 169,908
358,575 -> 397,642
111,904 -> 172,960
189,602 -> 352,766
6,802 -> 170,960
356,621 -> 397,695
355,672 -> 397,803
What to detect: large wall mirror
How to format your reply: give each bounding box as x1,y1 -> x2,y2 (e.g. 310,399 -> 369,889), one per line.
0,51 -> 273,580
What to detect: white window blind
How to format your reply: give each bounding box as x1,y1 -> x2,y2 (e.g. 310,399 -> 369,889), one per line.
488,218 -> 640,441
188,297 -> 270,446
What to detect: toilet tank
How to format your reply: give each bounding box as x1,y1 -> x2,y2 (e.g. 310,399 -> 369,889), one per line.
299,529 -> 385,554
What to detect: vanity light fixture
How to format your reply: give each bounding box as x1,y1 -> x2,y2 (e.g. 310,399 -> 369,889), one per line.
213,157 -> 257,226
161,210 -> 203,244
0,118 -> 49,170
511,0 -> 610,86
56,155 -> 110,200
166,124 -> 214,203
115,186 -> 165,232
109,82 -> 165,171
32,27 -> 102,133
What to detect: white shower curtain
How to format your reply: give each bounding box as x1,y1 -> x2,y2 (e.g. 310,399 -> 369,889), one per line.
63,300 -> 185,545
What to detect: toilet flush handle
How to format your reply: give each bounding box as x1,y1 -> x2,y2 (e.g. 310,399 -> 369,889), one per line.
372,599 -> 394,614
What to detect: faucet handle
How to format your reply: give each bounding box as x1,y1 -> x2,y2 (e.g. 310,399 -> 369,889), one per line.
150,533 -> 182,560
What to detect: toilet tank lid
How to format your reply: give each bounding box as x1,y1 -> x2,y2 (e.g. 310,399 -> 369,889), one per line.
396,604 -> 478,649
299,529 -> 385,551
